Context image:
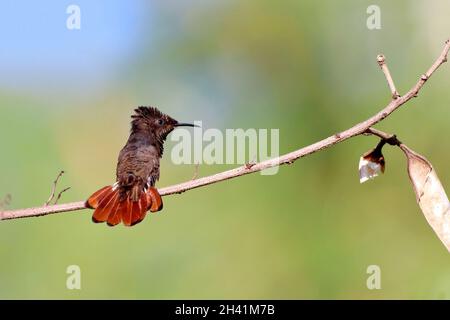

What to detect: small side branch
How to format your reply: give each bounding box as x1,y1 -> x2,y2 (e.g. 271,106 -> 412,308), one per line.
44,171 -> 70,206
54,187 -> 71,205
365,127 -> 402,146
191,163 -> 200,180
0,194 -> 12,210
377,54 -> 400,99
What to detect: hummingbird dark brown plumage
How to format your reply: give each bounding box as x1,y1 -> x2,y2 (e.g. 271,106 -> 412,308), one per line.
86,106 -> 196,227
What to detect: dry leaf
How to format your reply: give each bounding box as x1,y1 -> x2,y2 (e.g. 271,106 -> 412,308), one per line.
359,144 -> 385,183
400,144 -> 450,252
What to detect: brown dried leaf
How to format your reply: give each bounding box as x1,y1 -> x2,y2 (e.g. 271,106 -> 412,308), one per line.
400,144 -> 450,252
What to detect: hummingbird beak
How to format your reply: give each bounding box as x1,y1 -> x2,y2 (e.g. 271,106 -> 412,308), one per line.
174,122 -> 199,128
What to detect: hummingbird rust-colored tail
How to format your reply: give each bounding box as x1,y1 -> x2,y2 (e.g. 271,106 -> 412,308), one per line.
86,184 -> 163,227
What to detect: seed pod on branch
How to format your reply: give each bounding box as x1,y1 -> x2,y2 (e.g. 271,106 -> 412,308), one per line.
400,144 -> 450,252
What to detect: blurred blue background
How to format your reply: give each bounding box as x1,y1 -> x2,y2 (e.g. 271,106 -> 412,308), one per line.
0,0 -> 449,299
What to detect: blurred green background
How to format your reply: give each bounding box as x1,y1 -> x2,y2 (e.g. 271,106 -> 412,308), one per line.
0,0 -> 449,299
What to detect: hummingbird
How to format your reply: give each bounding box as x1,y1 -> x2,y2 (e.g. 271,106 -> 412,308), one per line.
86,106 -> 196,227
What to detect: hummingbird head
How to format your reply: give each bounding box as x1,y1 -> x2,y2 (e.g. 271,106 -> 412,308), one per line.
131,106 -> 196,148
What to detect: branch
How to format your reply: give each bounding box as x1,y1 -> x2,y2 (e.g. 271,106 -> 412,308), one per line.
44,171 -> 70,206
191,163 -> 200,180
377,54 -> 400,99
0,194 -> 12,210
365,127 -> 401,146
0,39 -> 449,221
54,187 -> 71,205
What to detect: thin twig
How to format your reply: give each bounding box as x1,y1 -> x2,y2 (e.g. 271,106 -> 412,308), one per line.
377,54 -> 400,99
0,194 -> 12,210
45,171 -> 65,206
191,163 -> 200,180
0,39 -> 449,221
54,187 -> 71,205
365,127 -> 401,146
245,155 -> 257,169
